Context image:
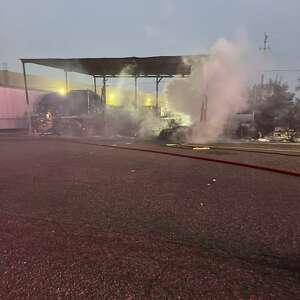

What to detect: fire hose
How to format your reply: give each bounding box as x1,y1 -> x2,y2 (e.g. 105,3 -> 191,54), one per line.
59,139 -> 300,178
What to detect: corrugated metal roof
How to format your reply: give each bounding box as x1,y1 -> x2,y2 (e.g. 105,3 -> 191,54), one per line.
21,55 -> 206,76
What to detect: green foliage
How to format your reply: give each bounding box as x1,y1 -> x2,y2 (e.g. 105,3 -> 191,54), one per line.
249,79 -> 297,135
291,98 -> 300,130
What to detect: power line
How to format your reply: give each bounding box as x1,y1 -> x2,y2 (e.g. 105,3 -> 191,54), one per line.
264,69 -> 300,73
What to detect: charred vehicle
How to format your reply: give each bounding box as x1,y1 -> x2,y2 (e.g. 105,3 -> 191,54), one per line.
33,90 -> 103,136
158,125 -> 190,143
269,127 -> 298,143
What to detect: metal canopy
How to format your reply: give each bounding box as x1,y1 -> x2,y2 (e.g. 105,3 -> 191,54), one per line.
20,54 -> 207,134
20,55 -> 206,76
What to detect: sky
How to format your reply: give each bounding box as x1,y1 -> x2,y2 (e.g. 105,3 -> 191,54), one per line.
1,0 -> 300,87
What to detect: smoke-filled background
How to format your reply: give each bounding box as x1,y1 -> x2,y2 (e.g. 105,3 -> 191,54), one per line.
89,38 -> 252,142
165,38 -> 250,143
101,65 -> 164,139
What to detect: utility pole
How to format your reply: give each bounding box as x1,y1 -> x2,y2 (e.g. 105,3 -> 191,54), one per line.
200,94 -> 208,122
251,33 -> 271,131
260,32 -> 270,52
259,32 -> 271,86
200,83 -> 209,123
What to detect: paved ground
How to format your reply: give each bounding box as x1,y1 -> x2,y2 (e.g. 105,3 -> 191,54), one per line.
0,137 -> 299,299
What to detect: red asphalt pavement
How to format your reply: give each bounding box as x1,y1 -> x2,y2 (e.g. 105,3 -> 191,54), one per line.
0,138 -> 299,299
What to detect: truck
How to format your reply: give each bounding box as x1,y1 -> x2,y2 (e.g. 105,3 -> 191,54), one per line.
33,90 -> 103,136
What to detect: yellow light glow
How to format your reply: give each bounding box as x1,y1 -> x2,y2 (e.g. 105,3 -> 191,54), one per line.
107,93 -> 118,105
58,88 -> 66,96
193,147 -> 210,151
46,112 -> 52,120
144,97 -> 153,107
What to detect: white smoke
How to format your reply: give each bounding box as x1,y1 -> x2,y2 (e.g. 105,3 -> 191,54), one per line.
165,38 -> 249,143
137,110 -> 166,139
103,65 -> 165,139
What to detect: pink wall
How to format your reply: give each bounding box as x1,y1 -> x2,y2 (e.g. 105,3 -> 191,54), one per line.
0,86 -> 46,129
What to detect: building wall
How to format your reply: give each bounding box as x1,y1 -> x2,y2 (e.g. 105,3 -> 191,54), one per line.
0,86 -> 46,129
0,70 -> 93,129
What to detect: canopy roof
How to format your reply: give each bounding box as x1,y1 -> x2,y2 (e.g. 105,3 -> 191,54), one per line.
21,55 -> 206,77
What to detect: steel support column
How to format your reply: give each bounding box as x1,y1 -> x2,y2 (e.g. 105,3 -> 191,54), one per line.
87,90 -> 90,114
260,73 -> 264,86
155,76 -> 163,114
22,62 -> 32,134
102,76 -> 107,105
93,76 -> 97,94
65,71 -> 69,93
134,76 -> 138,109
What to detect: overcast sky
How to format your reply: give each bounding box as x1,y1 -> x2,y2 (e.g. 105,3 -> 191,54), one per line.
1,0 -> 300,85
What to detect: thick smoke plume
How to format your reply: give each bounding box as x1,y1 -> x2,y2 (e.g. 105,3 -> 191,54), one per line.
104,105 -> 164,139
165,38 -> 249,143
103,65 -> 164,139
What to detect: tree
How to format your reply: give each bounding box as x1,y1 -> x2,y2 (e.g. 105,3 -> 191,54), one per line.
250,79 -> 295,135
295,78 -> 300,92
290,98 -> 300,130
